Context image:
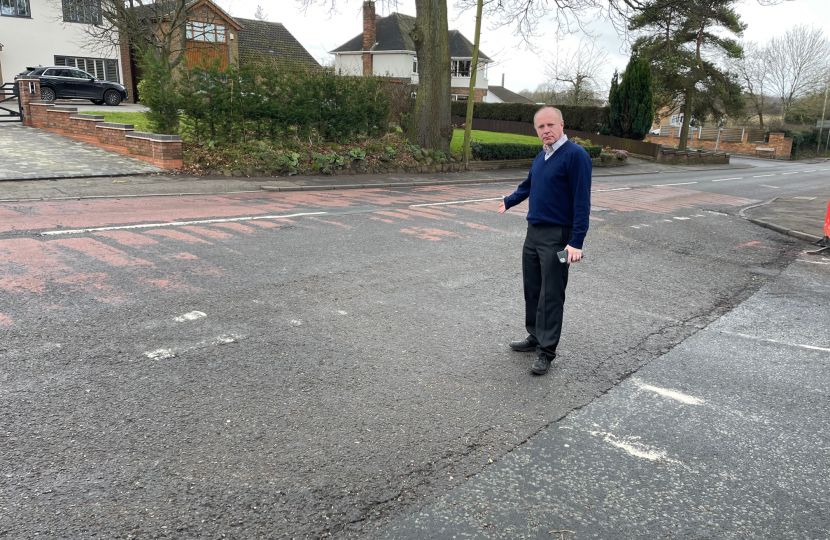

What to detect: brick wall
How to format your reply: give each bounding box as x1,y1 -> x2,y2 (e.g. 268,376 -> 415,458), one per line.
450,87 -> 488,103
649,128 -> 793,159
18,80 -> 182,169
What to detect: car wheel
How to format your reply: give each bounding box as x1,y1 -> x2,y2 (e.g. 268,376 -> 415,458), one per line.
104,90 -> 122,106
40,87 -> 56,101
91,99 -> 105,105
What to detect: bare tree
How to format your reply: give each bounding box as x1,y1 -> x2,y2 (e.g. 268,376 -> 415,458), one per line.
765,25 -> 830,122
731,41 -> 770,129
544,36 -> 609,105
254,5 -> 268,21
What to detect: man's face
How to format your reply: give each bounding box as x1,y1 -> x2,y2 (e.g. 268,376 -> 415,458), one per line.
535,109 -> 564,146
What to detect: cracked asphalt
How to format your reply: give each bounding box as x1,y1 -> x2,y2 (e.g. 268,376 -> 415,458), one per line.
0,168 -> 828,538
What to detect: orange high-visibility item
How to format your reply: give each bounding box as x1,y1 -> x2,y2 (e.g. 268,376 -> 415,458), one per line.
825,200 -> 830,238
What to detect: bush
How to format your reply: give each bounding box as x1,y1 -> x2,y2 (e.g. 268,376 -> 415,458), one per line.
583,145 -> 602,158
177,64 -> 390,145
137,49 -> 180,134
784,128 -> 820,157
450,102 -> 610,133
470,141 -> 541,160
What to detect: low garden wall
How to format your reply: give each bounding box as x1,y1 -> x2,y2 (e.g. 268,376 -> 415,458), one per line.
18,79 -> 182,169
650,127 -> 792,159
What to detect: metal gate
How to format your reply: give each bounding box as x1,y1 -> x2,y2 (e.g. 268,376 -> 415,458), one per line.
0,83 -> 22,123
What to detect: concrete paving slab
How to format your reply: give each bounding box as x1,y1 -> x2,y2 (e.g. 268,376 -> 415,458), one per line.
744,190 -> 830,240
0,124 -> 161,180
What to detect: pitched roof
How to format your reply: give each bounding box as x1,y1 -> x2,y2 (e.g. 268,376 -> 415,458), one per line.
331,12 -> 490,61
132,0 -> 241,29
487,86 -> 536,104
236,18 -> 321,70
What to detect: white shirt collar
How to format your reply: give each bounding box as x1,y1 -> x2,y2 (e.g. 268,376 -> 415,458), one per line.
544,134 -> 569,160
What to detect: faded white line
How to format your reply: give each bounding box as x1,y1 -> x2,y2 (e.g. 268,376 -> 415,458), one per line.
632,378 -> 705,405
793,196 -> 816,200
174,311 -> 206,322
410,197 -> 503,207
803,169 -> 816,172
781,172 -> 798,175
40,212 -> 328,235
752,174 -> 776,178
796,259 -> 830,265
144,333 -> 243,360
760,185 -> 780,189
673,216 -> 691,220
821,168 -> 829,171
593,187 -> 632,192
720,331 -> 830,353
712,177 -> 743,182
586,429 -> 683,465
655,182 -> 698,187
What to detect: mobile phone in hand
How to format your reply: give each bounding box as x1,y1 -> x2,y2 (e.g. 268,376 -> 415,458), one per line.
557,249 -> 568,263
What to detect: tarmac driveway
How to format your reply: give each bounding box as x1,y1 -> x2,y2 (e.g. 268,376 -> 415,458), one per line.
0,123 -> 162,181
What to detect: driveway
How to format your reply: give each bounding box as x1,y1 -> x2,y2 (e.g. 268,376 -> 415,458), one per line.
0,123 -> 162,180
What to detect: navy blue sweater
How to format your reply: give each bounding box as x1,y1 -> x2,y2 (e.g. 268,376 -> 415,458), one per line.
503,140 -> 592,249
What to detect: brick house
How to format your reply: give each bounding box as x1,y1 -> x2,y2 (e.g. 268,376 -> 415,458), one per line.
330,1 -> 491,102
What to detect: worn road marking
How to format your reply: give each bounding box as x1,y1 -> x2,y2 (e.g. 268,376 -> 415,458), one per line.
720,331 -> 830,353
752,174 -> 776,178
796,259 -> 830,265
586,429 -> 683,465
40,212 -> 328,236
409,197 -> 503,208
712,177 -> 743,182
654,181 -> 698,187
760,185 -> 780,188
632,378 -> 705,405
144,333 -> 243,360
781,172 -> 799,175
803,170 -> 816,172
673,216 -> 691,220
593,187 -> 632,192
174,311 -> 207,322
793,196 -> 817,200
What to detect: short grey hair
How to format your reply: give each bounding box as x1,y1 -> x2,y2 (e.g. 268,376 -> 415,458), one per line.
533,106 -> 564,125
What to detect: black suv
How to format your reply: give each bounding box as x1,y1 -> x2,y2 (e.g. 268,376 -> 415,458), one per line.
15,66 -> 129,106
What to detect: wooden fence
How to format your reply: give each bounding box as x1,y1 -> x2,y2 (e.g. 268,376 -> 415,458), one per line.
451,116 -> 661,158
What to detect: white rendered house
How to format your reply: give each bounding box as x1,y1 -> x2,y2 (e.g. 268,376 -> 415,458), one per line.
0,0 -> 122,86
330,1 -> 491,101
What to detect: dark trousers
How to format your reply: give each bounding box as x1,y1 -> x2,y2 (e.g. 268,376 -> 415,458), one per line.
522,223 -> 571,358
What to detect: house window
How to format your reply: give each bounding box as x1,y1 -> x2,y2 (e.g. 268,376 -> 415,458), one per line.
1,0 -> 30,17
187,21 -> 227,43
670,114 -> 684,125
451,94 -> 469,101
55,56 -> 119,82
412,57 -> 418,74
451,60 -> 471,77
62,0 -> 101,23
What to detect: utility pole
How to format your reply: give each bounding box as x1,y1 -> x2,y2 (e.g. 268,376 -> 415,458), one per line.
715,118 -> 724,151
461,0 -> 484,170
818,83 -> 828,156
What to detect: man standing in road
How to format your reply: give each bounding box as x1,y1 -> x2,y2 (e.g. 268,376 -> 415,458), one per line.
498,107 -> 592,375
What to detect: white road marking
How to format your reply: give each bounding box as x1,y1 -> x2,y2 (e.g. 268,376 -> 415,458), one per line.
337,310 -> 348,315
712,177 -> 743,182
586,429 -> 683,465
706,210 -> 728,216
673,216 -> 691,220
174,311 -> 206,322
655,182 -> 698,187
752,174 -> 776,178
39,212 -> 328,236
720,331 -> 830,353
781,172 -> 798,175
760,185 -> 780,188
632,378 -> 705,405
409,197 -> 502,207
290,320 -> 303,326
803,170 -> 816,172
796,259 -> 830,265
631,224 -> 650,228
821,169 -> 829,171
793,196 -> 816,200
593,187 -> 632,192
144,333 -> 243,360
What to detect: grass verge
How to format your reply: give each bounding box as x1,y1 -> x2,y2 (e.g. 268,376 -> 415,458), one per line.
87,111 -> 152,133
450,129 -> 541,153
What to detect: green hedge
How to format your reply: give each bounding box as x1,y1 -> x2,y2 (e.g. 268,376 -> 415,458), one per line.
451,102 -> 610,133
583,145 -> 602,158
470,141 -> 541,160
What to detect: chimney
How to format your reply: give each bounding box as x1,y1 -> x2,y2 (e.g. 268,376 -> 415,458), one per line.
362,1 -> 376,76
501,73 -> 504,87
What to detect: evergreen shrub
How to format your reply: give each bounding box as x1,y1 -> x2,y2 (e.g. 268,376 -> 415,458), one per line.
470,141 -> 541,160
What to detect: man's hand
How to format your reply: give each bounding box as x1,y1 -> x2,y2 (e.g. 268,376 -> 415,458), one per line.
498,198 -> 507,214
565,245 -> 582,263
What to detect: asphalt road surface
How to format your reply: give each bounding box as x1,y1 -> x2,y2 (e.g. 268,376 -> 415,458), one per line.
1,162 -> 828,538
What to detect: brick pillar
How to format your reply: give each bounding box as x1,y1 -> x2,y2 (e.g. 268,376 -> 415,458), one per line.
362,1 -> 376,76
119,36 -> 136,104
17,79 -> 41,126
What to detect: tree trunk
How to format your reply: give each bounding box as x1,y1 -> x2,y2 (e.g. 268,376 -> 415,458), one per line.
678,86 -> 694,150
411,0 -> 452,152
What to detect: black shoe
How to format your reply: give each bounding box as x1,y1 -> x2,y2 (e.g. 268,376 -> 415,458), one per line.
531,354 -> 552,375
509,336 -> 538,352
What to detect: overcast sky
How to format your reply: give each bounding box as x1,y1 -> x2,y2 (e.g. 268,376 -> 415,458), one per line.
217,0 -> 830,93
